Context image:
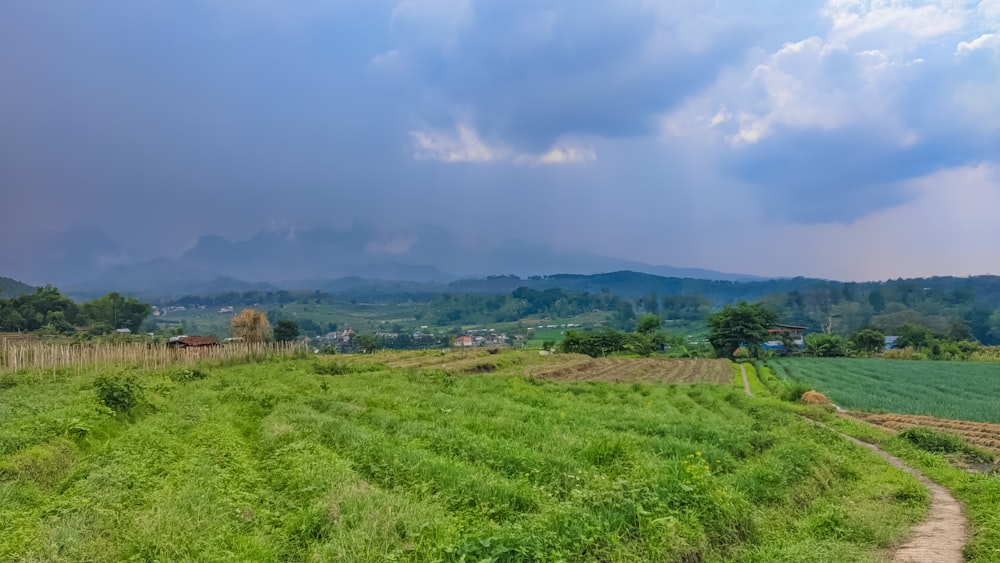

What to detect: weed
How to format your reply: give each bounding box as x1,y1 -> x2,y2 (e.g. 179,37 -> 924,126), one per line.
94,373 -> 144,414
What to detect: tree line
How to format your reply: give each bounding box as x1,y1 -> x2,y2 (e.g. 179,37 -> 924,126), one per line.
0,286 -> 151,335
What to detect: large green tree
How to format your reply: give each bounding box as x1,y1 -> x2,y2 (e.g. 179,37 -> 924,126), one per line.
706,302 -> 778,359
849,327 -> 885,355
80,292 -> 152,333
273,319 -> 300,342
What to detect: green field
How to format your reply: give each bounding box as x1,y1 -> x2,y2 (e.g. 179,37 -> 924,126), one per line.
0,354 -> 928,562
772,358 -> 1000,423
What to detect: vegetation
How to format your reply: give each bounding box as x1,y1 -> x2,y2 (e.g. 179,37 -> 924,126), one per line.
559,323 -> 667,357
231,308 -> 271,342
896,427 -> 994,463
0,286 -> 151,335
0,354 -> 928,561
706,302 -> 778,360
804,333 -> 847,357
772,358 -> 1000,423
849,328 -> 885,355
816,415 -> 1000,562
0,276 -> 34,298
273,319 -> 300,342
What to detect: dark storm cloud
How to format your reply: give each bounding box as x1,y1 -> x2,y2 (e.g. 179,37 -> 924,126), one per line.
1,0 -> 999,282
385,0 -> 758,150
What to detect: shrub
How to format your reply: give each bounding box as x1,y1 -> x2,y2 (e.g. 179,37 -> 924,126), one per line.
94,374 -> 145,414
778,381 -> 813,403
168,368 -> 209,382
898,427 -> 994,463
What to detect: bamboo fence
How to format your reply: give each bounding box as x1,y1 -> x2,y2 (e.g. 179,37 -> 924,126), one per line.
0,339 -> 309,375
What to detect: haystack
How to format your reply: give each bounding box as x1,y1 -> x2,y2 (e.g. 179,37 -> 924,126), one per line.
801,390 -> 832,405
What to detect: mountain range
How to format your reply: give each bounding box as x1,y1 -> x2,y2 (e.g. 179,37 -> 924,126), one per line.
1,224 -> 763,297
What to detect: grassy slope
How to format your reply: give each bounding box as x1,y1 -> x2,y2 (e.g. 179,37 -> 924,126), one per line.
0,355 -> 927,562
755,361 -> 1000,562
772,358 -> 1000,423
815,415 -> 1000,563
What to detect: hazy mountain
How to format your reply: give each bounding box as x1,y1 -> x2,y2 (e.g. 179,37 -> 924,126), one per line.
10,223 -> 764,296
0,276 -> 35,298
171,224 -> 760,283
0,226 -> 133,286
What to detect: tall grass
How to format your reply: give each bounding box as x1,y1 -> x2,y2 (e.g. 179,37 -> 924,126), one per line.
0,358 -> 928,562
0,340 -> 308,375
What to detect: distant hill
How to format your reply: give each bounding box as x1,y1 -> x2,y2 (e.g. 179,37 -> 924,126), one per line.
0,276 -> 35,298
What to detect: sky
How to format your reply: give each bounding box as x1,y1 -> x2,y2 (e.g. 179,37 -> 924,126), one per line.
1,0 -> 999,281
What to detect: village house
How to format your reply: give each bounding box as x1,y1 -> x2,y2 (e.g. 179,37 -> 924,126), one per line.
167,335 -> 221,348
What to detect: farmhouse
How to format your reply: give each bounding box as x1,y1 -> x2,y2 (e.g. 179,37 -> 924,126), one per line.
167,335 -> 220,348
762,324 -> 806,353
453,336 -> 474,347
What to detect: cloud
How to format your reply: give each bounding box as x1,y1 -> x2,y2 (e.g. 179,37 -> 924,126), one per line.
957,32 -> 999,53
383,0 -> 751,152
410,124 -> 496,163
409,122 -> 597,166
663,0 -> 1000,223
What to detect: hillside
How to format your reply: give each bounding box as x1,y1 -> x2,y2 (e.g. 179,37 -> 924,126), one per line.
0,276 -> 34,298
0,351 -> 927,561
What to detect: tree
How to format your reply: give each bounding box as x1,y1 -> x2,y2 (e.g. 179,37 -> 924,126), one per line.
231,308 -> 271,342
80,292 -> 151,333
895,323 -> 933,349
636,314 -> 661,334
849,327 -> 885,355
355,333 -> 379,354
706,302 -> 778,359
273,319 -> 300,342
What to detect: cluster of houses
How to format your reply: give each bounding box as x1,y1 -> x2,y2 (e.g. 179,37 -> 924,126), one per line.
453,328 -> 512,347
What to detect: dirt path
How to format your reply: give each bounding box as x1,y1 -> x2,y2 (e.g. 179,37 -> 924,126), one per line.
740,364 -> 752,396
738,369 -> 968,562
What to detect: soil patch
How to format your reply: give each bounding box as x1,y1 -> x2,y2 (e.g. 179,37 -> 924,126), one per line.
531,358 -> 732,384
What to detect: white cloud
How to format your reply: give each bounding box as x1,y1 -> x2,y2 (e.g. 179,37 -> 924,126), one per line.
410,124 -> 496,163
516,146 -> 597,166
824,0 -> 967,46
957,32 -> 1000,53
410,123 -> 596,166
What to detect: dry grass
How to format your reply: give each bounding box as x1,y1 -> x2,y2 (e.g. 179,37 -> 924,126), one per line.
0,339 -> 308,375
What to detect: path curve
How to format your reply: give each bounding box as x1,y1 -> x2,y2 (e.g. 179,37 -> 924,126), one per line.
738,366 -> 968,563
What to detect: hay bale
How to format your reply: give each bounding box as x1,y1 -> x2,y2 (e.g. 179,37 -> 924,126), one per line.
801,390 -> 831,405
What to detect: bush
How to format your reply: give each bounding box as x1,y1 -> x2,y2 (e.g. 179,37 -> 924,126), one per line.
94,374 -> 145,414
778,381 -> 813,403
898,427 -> 994,463
168,368 -> 209,382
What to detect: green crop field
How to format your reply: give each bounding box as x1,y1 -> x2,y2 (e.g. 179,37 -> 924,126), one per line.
0,353 -> 927,562
771,358 -> 1000,423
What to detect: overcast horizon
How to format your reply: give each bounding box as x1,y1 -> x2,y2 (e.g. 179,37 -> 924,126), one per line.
2,1 -> 999,283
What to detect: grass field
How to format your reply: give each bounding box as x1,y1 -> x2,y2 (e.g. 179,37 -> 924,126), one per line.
0,352 -> 929,562
771,358 -> 1000,423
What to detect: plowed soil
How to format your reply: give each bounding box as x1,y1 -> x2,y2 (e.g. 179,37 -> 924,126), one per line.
530,357 -> 732,384
850,412 -> 1000,455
